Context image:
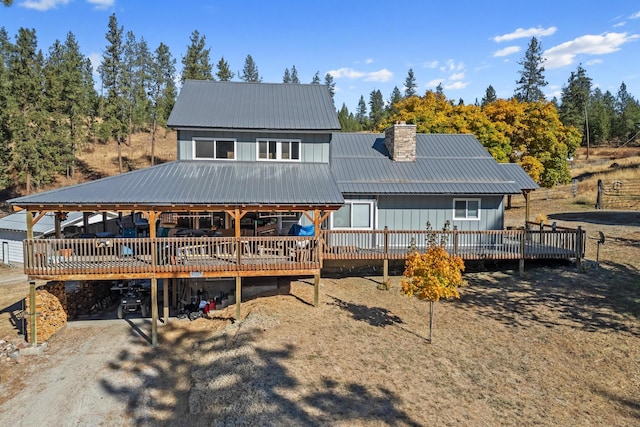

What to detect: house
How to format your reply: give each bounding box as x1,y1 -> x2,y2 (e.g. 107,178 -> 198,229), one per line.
8,80 -> 556,346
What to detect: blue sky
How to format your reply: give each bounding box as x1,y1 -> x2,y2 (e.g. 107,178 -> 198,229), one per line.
2,0 -> 640,112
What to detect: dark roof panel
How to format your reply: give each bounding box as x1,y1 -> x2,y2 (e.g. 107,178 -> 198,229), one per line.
330,133 -> 524,194
9,161 -> 344,208
167,81 -> 341,131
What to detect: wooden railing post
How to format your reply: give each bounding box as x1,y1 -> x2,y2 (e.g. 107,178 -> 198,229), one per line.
383,226 -> 389,284
453,226 -> 459,256
519,229 -> 526,276
575,226 -> 583,269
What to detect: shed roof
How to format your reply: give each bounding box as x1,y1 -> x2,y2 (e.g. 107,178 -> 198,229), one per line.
9,161 -> 344,211
167,80 -> 341,131
498,163 -> 540,191
330,133 -> 527,195
0,211 -> 116,235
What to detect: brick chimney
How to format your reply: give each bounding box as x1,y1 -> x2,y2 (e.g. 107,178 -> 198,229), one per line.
385,121 -> 417,161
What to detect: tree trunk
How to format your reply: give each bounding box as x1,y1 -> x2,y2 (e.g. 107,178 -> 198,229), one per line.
151,118 -> 157,166
118,139 -> 123,174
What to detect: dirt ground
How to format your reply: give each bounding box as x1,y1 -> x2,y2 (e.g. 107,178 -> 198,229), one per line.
0,198 -> 638,426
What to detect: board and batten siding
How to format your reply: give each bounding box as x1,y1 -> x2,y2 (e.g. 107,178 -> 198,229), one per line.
377,194 -> 505,231
177,130 -> 331,163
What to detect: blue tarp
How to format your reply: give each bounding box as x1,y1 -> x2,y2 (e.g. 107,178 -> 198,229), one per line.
288,224 -> 315,236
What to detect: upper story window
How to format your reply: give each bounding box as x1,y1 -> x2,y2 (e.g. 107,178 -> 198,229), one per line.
193,138 -> 235,160
453,199 -> 480,220
257,139 -> 300,161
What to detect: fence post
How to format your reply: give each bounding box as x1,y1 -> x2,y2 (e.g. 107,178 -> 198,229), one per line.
519,229 -> 526,276
453,226 -> 459,256
383,226 -> 389,284
575,226 -> 583,270
596,179 -> 603,209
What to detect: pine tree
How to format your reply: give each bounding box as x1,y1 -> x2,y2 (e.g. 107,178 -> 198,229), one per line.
388,86 -> 403,115
311,71 -> 321,84
290,65 -> 300,84
614,82 -> 640,144
559,64 -> 591,150
122,32 -> 152,139
0,27 -> 14,189
149,42 -> 176,165
98,13 -> 127,173
215,56 -> 234,81
369,89 -> 385,129
404,68 -> 417,97
282,67 -> 291,83
240,54 -> 261,82
356,95 -> 368,128
514,37 -> 547,102
481,85 -> 497,106
324,73 -> 335,103
181,30 -> 213,82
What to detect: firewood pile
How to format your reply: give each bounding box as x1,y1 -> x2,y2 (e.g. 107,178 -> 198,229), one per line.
66,281 -> 114,318
25,289 -> 67,343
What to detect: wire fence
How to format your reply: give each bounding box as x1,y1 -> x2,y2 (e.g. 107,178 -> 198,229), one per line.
596,178 -> 640,209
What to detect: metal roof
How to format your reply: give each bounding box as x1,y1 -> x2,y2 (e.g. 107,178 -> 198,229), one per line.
0,211 -> 116,235
9,161 -> 344,210
167,80 -> 341,131
499,163 -> 540,191
330,133 -> 525,195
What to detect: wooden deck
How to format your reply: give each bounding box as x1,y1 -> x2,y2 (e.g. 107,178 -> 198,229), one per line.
22,228 -> 585,280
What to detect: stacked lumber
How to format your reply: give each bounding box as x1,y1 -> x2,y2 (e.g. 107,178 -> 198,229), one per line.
25,289 -> 67,343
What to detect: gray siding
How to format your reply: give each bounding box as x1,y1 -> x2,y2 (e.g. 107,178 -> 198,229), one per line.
0,231 -> 26,264
377,195 -> 504,231
177,130 -> 330,162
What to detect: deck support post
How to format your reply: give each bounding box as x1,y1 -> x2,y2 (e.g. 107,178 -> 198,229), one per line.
575,226 -> 583,270
163,279 -> 169,322
29,280 -> 37,346
519,230 -> 526,276
151,277 -> 158,346
235,276 -> 241,321
314,274 -> 319,308
383,226 -> 389,284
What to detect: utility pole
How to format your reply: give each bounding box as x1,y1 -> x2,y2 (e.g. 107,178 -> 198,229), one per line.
585,104 -> 590,160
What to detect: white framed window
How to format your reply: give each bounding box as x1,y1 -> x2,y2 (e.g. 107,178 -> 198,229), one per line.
453,199 -> 480,220
256,139 -> 300,161
331,200 -> 375,229
193,138 -> 236,160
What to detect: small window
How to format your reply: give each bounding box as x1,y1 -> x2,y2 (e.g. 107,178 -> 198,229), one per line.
257,139 -> 300,161
331,200 -> 374,229
453,199 -> 480,220
193,139 -> 235,160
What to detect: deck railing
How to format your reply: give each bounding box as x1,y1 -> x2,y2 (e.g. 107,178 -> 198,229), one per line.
22,227 -> 585,278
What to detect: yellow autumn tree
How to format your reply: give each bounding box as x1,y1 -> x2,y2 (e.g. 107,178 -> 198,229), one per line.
401,222 -> 466,342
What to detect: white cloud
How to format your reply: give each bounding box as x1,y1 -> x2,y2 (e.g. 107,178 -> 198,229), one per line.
449,72 -> 465,81
586,58 -> 603,66
327,67 -> 393,82
422,60 -> 439,69
613,21 -> 626,28
364,69 -> 393,82
19,0 -> 69,11
87,0 -> 114,8
365,58 -> 374,64
544,32 -> 640,69
493,46 -> 521,57
493,26 -> 557,43
440,59 -> 464,73
327,68 -> 365,79
631,11 -> 640,19
444,81 -> 468,90
426,78 -> 445,88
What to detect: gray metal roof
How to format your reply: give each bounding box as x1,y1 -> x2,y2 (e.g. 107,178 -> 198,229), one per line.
330,133 -> 525,195
9,161 -> 344,209
167,80 -> 341,131
0,211 -> 116,235
499,163 -> 540,191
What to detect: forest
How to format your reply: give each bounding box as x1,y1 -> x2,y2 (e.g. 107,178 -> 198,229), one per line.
1,13 -> 639,198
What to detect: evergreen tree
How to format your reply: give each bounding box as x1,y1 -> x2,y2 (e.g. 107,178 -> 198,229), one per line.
481,85 -> 497,106
558,64 -> 591,135
282,67 -> 291,83
404,68 -> 417,97
122,32 -> 152,139
215,56 -> 234,81
0,27 -> 14,189
435,83 -> 444,97
311,71 -> 321,84
240,54 -> 261,82
614,82 -> 640,144
181,30 -> 213,82
43,32 -> 95,178
514,37 -> 547,102
337,103 -> 361,132
324,72 -> 335,103
587,88 -> 613,146
388,86 -> 403,115
98,13 -> 127,172
149,42 -> 176,165
369,89 -> 385,129
8,28 -> 57,193
290,65 -> 300,83
356,95 -> 368,128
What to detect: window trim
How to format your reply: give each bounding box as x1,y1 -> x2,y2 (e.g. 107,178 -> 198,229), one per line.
330,200 -> 375,230
192,137 -> 237,160
256,139 -> 301,161
453,198 -> 481,221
